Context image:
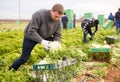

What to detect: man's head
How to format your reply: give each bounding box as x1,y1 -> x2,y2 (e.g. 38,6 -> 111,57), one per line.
118,8 -> 120,11
51,4 -> 64,21
93,19 -> 99,26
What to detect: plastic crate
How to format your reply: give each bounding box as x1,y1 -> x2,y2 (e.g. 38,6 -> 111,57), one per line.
89,48 -> 111,62
103,20 -> 114,30
105,36 -> 116,44
33,63 -> 56,71
84,13 -> 93,19
97,15 -> 104,26
33,59 -> 77,82
89,48 -> 110,52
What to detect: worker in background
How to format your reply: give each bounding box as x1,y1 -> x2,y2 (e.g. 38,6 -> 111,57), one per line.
108,13 -> 114,21
61,12 -> 68,30
115,8 -> 120,35
81,18 -> 99,43
73,13 -> 76,28
108,13 -> 115,27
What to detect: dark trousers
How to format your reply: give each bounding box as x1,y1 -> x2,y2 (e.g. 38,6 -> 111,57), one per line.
81,24 -> 92,43
10,37 -> 54,70
73,20 -> 76,28
63,23 -> 67,30
116,20 -> 120,35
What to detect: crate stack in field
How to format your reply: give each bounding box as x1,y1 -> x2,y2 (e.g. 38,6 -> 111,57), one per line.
97,15 -> 104,26
105,36 -> 117,44
89,48 -> 111,62
16,20 -> 21,25
84,13 -> 93,19
64,9 -> 74,29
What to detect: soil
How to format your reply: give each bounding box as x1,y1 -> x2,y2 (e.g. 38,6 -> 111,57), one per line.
75,65 -> 120,82
104,65 -> 120,82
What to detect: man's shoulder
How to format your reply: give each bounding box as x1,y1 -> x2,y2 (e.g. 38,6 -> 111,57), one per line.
115,11 -> 120,15
35,9 -> 49,14
39,9 -> 49,12
32,9 -> 49,18
82,18 -> 91,22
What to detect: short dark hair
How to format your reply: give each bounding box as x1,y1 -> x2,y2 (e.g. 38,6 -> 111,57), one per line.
52,3 -> 64,15
119,8 -> 120,11
94,19 -> 99,25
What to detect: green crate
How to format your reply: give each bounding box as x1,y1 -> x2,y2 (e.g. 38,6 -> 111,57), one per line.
16,20 -> 21,25
33,63 -> 56,71
97,15 -> 104,26
84,13 -> 93,19
105,36 -> 116,44
89,48 -> 110,52
33,59 -> 77,82
103,20 -> 114,30
89,48 -> 111,62
65,9 -> 74,28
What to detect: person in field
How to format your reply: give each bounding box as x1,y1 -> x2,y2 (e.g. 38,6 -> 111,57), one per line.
61,12 -> 68,30
108,13 -> 114,21
73,13 -> 76,28
9,3 -> 64,71
115,8 -> 120,35
81,18 -> 99,43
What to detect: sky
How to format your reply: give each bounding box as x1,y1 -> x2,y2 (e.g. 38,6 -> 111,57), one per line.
0,0 -> 120,19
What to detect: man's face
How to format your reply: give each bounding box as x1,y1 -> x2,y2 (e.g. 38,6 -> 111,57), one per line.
51,11 -> 62,21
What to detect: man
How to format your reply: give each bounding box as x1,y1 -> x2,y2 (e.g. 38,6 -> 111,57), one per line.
108,13 -> 114,21
108,13 -> 115,27
81,18 -> 99,43
61,13 -> 68,30
73,13 -> 76,28
9,4 -> 64,71
115,8 -> 120,35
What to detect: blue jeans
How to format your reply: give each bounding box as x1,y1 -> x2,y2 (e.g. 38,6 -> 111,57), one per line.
116,20 -> 120,29
10,37 -> 37,70
10,37 -> 54,70
116,20 -> 120,34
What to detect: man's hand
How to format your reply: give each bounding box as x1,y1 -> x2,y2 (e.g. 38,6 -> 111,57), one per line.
92,32 -> 96,35
49,41 -> 62,52
41,40 -> 51,50
88,34 -> 93,40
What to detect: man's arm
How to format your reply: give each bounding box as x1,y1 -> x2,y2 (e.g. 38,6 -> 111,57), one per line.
27,12 -> 43,43
93,25 -> 98,35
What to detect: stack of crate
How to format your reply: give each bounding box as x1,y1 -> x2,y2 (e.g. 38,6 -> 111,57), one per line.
84,13 -> 93,19
65,9 -> 74,29
97,15 -> 104,26
89,48 -> 111,62
105,36 -> 116,44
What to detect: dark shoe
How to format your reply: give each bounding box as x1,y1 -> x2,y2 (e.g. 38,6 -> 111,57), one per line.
8,66 -> 17,71
89,37 -> 92,40
62,56 -> 67,61
83,40 -> 87,43
8,66 -> 12,71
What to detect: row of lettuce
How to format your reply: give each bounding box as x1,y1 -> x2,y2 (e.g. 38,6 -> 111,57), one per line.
0,26 -> 119,82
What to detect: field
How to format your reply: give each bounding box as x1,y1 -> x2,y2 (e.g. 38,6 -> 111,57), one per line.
0,21 -> 120,82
